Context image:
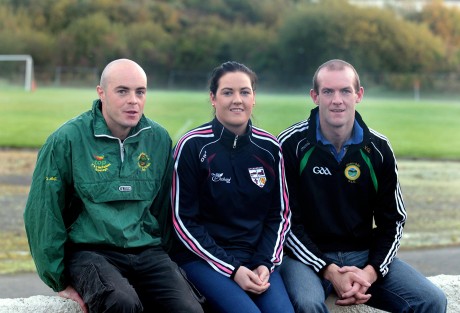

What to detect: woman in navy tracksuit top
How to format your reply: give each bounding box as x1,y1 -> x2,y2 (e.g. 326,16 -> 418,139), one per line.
171,61 -> 293,313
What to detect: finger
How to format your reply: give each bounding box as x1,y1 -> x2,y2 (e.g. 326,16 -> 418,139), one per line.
355,297 -> 371,305
337,266 -> 360,273
354,294 -> 372,305
341,282 -> 361,298
247,283 -> 270,294
259,272 -> 270,284
350,273 -> 371,287
354,292 -> 372,301
336,296 -> 357,306
248,272 -> 264,285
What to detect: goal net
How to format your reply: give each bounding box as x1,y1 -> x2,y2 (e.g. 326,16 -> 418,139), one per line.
0,55 -> 34,91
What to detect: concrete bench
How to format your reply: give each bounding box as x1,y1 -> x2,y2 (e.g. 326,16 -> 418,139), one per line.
0,275 -> 458,313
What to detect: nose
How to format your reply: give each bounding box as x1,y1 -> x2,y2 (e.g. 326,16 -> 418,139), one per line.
127,91 -> 138,104
233,94 -> 243,104
331,91 -> 343,104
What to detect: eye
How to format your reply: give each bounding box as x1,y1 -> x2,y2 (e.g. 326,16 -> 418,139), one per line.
322,89 -> 333,96
117,89 -> 128,95
222,90 -> 232,96
136,90 -> 146,96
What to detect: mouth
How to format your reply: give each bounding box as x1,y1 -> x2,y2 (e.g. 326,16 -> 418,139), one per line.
230,108 -> 244,112
124,110 -> 139,118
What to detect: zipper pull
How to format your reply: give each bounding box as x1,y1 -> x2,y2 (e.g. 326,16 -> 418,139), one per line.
233,135 -> 239,149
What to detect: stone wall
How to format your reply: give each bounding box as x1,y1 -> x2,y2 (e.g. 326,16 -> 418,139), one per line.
0,275 -> 458,313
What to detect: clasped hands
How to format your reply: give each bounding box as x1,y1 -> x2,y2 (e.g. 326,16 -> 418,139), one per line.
324,263 -> 378,306
234,265 -> 271,294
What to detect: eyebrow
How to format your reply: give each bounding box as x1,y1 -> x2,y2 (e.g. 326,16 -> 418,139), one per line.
115,85 -> 147,91
221,86 -> 252,91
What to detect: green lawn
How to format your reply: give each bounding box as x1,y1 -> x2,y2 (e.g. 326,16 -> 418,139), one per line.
1,87 -> 459,159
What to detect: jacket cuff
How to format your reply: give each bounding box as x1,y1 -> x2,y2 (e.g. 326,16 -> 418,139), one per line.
230,265 -> 241,280
317,259 -> 333,277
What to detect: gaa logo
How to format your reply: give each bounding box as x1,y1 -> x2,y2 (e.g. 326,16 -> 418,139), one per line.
312,166 -> 332,175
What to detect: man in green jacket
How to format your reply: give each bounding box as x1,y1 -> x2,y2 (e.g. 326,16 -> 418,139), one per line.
24,59 -> 204,313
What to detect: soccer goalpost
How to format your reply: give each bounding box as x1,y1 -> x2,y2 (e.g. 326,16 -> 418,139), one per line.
0,54 -> 34,91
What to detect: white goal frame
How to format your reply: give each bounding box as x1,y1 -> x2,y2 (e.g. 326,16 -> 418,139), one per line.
0,54 -> 34,91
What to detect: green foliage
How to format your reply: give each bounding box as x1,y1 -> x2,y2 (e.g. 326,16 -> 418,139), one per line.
277,0 -> 446,79
0,0 -> 460,89
415,0 -> 460,69
0,88 -> 459,160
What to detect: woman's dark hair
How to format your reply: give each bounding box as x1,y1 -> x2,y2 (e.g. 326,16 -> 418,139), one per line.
208,61 -> 257,95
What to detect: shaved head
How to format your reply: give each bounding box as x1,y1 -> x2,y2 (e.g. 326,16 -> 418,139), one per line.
100,59 -> 147,90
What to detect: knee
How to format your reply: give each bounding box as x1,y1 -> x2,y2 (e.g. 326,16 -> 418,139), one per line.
424,288 -> 448,312
404,287 -> 448,313
292,298 -> 327,313
102,289 -> 143,313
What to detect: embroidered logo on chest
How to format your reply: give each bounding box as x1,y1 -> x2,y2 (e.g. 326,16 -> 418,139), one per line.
344,163 -> 361,182
249,167 -> 266,188
211,173 -> 231,183
138,152 -> 151,171
91,154 -> 111,172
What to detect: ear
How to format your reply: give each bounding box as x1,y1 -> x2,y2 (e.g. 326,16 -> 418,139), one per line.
253,91 -> 256,107
96,85 -> 105,101
356,86 -> 364,103
210,92 -> 216,107
309,89 -> 319,105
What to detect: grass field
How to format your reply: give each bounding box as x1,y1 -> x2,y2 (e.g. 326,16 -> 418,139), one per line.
1,87 -> 460,159
1,88 -> 459,274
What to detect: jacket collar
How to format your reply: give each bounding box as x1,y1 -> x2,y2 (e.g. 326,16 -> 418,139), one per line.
307,106 -> 370,145
211,117 -> 252,149
92,99 -> 150,139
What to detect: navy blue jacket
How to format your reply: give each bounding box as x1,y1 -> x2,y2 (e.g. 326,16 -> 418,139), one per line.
278,107 -> 406,278
172,118 -> 291,278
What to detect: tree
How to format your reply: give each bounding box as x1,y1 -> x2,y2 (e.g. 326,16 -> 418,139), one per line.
276,0 -> 445,85
416,0 -> 460,69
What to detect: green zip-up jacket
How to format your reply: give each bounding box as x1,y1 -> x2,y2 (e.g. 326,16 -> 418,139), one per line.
23,100 -> 174,292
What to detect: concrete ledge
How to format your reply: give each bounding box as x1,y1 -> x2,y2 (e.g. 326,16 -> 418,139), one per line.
0,275 -> 458,313
0,295 -> 83,313
325,275 -> 459,313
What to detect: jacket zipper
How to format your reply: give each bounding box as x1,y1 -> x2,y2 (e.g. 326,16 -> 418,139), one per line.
119,140 -> 125,163
233,135 -> 239,149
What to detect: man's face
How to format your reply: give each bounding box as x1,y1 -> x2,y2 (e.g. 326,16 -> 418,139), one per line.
97,63 -> 147,139
210,71 -> 255,135
310,67 -> 363,131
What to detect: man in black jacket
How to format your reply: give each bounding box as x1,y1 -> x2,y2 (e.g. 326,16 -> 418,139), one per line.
278,59 -> 447,313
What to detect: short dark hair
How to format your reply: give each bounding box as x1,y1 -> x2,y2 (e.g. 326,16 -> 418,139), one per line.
208,61 -> 257,95
312,59 -> 361,94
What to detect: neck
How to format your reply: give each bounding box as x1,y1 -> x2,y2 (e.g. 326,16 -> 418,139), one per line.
320,125 -> 353,153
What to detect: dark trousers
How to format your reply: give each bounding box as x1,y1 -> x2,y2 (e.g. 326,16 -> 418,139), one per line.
66,245 -> 204,313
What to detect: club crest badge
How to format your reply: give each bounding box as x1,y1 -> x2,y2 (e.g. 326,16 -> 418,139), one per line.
344,163 -> 361,182
249,167 -> 266,188
138,152 -> 151,171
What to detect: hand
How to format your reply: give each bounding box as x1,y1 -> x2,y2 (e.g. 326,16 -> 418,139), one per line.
58,285 -> 88,313
252,265 -> 270,286
323,264 -> 371,306
337,265 -> 377,305
234,266 -> 270,294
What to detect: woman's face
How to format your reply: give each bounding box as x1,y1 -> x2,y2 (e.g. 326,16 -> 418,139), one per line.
210,71 -> 255,135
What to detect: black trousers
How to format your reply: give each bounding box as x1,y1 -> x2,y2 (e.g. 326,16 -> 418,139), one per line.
66,245 -> 204,313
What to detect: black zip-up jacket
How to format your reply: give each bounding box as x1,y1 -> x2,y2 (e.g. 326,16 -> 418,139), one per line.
171,118 -> 291,278
278,107 -> 406,278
